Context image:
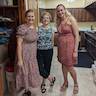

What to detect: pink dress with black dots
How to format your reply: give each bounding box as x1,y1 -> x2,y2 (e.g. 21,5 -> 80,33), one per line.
16,24 -> 42,91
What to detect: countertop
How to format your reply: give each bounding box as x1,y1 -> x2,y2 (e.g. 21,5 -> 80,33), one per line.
84,31 -> 96,41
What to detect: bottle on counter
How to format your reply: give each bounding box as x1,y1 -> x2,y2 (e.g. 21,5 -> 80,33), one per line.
91,25 -> 94,30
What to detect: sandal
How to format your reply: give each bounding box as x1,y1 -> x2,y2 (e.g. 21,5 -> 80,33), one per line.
50,77 -> 56,87
23,90 -> 31,96
60,83 -> 68,92
41,83 -> 46,93
73,84 -> 79,94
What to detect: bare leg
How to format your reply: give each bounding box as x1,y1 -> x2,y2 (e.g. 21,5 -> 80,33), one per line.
68,67 -> 79,94
48,75 -> 55,82
60,64 -> 68,91
62,65 -> 68,84
41,78 -> 46,93
48,75 -> 56,86
42,78 -> 46,84
68,67 -> 78,84
48,75 -> 52,82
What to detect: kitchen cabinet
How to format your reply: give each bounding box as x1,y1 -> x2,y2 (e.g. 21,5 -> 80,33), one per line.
39,8 -> 96,22
68,8 -> 96,22
85,31 -> 96,61
0,0 -> 26,62
0,0 -> 25,26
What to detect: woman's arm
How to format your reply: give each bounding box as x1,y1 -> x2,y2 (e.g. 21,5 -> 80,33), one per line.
70,17 -> 79,52
17,37 -> 23,67
52,32 -> 54,47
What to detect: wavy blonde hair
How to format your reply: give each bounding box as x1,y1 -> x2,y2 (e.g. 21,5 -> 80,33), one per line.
56,4 -> 74,27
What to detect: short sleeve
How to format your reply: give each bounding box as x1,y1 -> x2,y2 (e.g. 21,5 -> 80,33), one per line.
36,27 -> 38,32
52,27 -> 57,33
16,25 -> 26,38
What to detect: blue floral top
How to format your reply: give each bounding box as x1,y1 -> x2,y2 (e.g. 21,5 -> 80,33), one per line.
37,25 -> 54,50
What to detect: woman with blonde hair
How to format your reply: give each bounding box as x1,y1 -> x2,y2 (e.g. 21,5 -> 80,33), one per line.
56,4 -> 79,94
37,11 -> 56,93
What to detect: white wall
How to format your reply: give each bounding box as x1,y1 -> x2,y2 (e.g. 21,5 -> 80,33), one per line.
39,0 -> 85,8
39,0 -> 46,8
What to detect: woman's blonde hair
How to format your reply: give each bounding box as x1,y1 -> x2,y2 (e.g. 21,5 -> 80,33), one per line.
41,11 -> 52,22
56,4 -> 74,26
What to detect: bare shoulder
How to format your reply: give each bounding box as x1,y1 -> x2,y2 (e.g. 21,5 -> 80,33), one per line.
68,16 -> 78,29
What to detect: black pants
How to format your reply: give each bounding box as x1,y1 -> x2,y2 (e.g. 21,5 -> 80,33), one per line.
37,49 -> 53,79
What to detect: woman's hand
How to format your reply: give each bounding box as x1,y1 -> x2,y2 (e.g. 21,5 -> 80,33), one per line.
73,51 -> 78,58
18,60 -> 23,68
73,51 -> 78,63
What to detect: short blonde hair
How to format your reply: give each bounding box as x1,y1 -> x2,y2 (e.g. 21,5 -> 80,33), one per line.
41,11 -> 52,21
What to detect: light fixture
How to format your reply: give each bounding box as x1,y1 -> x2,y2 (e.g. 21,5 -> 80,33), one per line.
67,0 -> 75,2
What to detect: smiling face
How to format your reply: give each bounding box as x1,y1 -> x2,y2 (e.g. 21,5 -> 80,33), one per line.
42,14 -> 50,26
25,11 -> 35,25
56,5 -> 66,19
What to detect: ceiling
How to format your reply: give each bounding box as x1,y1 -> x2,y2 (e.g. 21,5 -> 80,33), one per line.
39,0 -> 96,8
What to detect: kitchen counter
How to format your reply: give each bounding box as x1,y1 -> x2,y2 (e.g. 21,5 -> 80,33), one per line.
85,31 -> 96,41
84,31 -> 96,60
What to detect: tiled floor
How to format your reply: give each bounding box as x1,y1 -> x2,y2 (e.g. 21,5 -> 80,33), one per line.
17,47 -> 96,96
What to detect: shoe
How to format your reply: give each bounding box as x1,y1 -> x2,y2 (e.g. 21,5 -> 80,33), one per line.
60,83 -> 68,92
50,77 -> 56,87
73,84 -> 79,94
23,90 -> 31,96
41,83 -> 46,93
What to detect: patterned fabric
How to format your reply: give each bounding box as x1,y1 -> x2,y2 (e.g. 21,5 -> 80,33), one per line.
37,26 -> 53,50
57,21 -> 77,67
16,24 -> 42,91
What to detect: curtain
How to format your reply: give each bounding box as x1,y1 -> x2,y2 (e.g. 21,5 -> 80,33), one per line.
24,0 -> 39,26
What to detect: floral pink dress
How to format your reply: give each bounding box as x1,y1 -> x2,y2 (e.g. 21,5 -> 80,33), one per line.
16,24 -> 42,91
57,21 -> 77,67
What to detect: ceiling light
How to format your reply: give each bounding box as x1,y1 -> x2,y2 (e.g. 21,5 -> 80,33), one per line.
67,0 -> 75,2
